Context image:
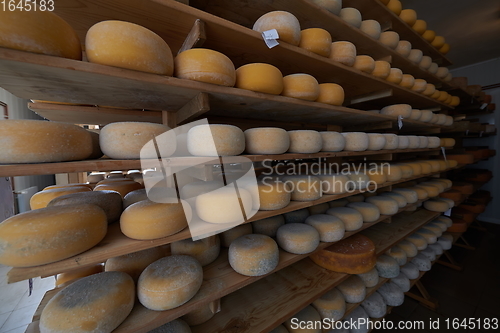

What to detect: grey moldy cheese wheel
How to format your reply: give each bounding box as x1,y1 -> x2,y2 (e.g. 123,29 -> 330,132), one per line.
386,246 -> 407,266
305,214 -> 345,242
147,319 -> 191,333
337,275 -> 367,303
361,292 -> 387,319
105,247 -> 165,282
340,8 -> 362,28
406,233 -> 428,250
345,306 -> 370,333
312,287 -> 346,321
252,215 -> 285,238
244,128 -> 290,154
391,273 -> 411,292
421,247 -> 437,261
357,267 -> 379,288
276,223 -> 320,254
171,236 -> 221,267
376,255 -> 400,278
123,189 -> 148,208
367,133 -> 386,151
400,262 -> 419,279
378,282 -> 405,306
412,253 -> 432,271
229,234 -> 279,276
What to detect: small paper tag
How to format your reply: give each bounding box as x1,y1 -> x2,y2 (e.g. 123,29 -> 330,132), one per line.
398,115 -> 403,130
262,29 -> 279,49
444,208 -> 452,216
481,103 -> 488,110
441,147 -> 447,162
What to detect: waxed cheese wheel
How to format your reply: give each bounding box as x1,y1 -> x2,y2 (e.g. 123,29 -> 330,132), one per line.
30,186 -> 92,210
380,104 -> 412,118
399,9 -> 417,25
412,253 -> 432,271
282,74 -> 320,101
236,63 -> 283,94
380,31 -> 400,49
312,288 -> 346,321
386,246 -> 407,266
326,207 -> 363,231
172,236 -> 220,267
400,262 -> 419,279
365,196 -> 399,215
386,68 -> 403,84
338,275 -> 366,303
244,127 -> 290,154
400,74 -> 415,88
378,282 -> 404,306
376,255 -> 400,278
86,21 -> 173,75
229,234 -> 279,276
299,28 -> 332,57
391,272 -> 411,292
412,19 -> 427,34
0,204 -> 107,267
330,41 -> 357,66
320,174 -> 351,194
105,247 -> 165,282
285,306 -> 322,333
367,133 -> 386,151
252,215 -> 285,238
357,268 -> 379,288
342,132 -> 369,151
346,202 -> 381,222
55,264 -> 104,287
372,61 -> 391,79
287,130 -> 322,153
0,120 -> 93,163
320,131 -> 346,151
340,8 -> 362,28
408,49 -> 423,64
188,124 -> 245,156
284,208 -> 310,224
353,55 -> 375,73
276,223 -> 320,254
40,272 -> 134,333
395,40 -> 412,57
317,83 -> 345,106
383,134 -> 399,150
360,20 -> 382,39
253,11 -> 301,46
282,175 -> 322,201
305,214 -> 345,242
361,292 -> 387,319
175,48 -> 235,86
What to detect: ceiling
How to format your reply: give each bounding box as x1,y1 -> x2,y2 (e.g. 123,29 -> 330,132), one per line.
402,0 -> 500,69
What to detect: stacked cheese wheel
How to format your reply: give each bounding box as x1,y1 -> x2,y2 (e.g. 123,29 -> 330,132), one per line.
379,104 -> 454,126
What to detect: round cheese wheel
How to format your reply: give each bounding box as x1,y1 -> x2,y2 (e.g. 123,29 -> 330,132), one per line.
419,110 -> 433,122
342,132 -> 369,151
105,247 -> 165,282
396,164 -> 414,178
44,183 -> 93,191
383,134 -> 399,150
235,63 -> 283,94
418,137 -> 429,149
447,160 -> 458,168
347,195 -> 366,203
391,272 -> 411,292
179,180 -> 223,201
412,19 -> 427,34
450,96 -> 460,107
320,131 -> 346,151
305,214 -> 345,242
399,9 -> 417,25
346,202 -> 381,222
400,262 -> 419,279
317,83 -> 345,106
326,207 -> 364,231
431,90 -> 441,99
408,49 -> 423,64
282,175 -> 322,201
171,236 -> 220,267
367,133 -> 386,151
360,20 -> 382,39
422,30 -> 436,42
312,288 -> 346,321
437,160 -> 448,171
276,223 -> 320,254
378,282 -> 404,306
379,31 -> 400,49
380,191 -> 407,207
353,55 -> 375,73
310,0 -> 342,15
299,28 -> 332,57
395,40 -> 412,57
86,21 -> 173,75
422,84 -> 436,96
229,234 -> 279,276
244,127 -> 289,154
437,234 -> 453,250
189,124 -> 245,156
330,41 -> 357,66
287,130 -> 322,153
365,196 -> 399,215
252,215 -> 285,238
55,264 -> 104,287
283,208 -> 310,224
120,200 -> 188,240
372,60 -> 391,79
94,181 -> 143,198
309,203 -> 330,215
386,0 -> 402,14
428,243 -> 444,256
424,198 -> 451,212
361,292 -> 387,319
397,135 -> 410,149
367,169 -> 387,185
416,184 -> 440,197
436,114 -> 448,125
406,233 -> 428,251
253,11 -> 301,46
88,172 -> 105,183
340,8 -> 362,28
138,255 -> 203,310
396,240 -> 418,258
429,62 -> 439,74
400,74 -> 415,88
338,275 -> 366,303
30,186 -> 92,210
409,109 -> 422,120
412,253 -> 432,271
285,306 -> 322,333
345,307 -> 370,333
436,67 -> 449,79
348,172 -> 371,190
357,268 -> 379,288
411,79 -> 427,92
220,224 -> 252,247
40,272 -> 134,333
282,73 -> 320,101
436,216 -> 453,228
0,204 -> 107,267
392,188 -> 418,203
386,68 -> 403,84
420,55 -> 433,70
376,254 -> 400,278
320,174 -> 351,194
440,43 -> 450,55
415,228 -> 438,244
408,186 -> 428,200
0,120 -> 92,163
175,48 -> 235,86
431,36 -> 446,49
149,319 -> 191,333
386,246 -> 407,265
255,180 -> 291,211
404,162 -> 421,175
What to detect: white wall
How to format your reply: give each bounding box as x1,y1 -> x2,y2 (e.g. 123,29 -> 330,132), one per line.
451,58 -> 500,224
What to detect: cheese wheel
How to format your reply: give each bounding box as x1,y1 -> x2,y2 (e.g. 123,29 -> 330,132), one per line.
415,228 -> 438,244
94,181 -> 143,198
283,208 -> 310,224
340,8 -> 362,28
379,31 -> 400,49
320,174 -> 351,194
309,203 -> 330,215
282,74 -> 320,101
450,96 -> 460,107
411,79 -> 427,93
244,127 -> 289,154
120,200 -> 188,240
396,164 -> 414,179
252,215 -> 285,238
422,30 -> 436,42
320,131 -> 346,151
421,247 -> 438,261
428,243 -> 444,256
30,186 -> 92,210
326,207 -> 364,231
299,28 -> 332,57
345,307 -> 370,333
431,36 -> 446,49
338,276 -> 367,303
40,272 -> 134,333
376,255 -> 400,278
391,272 -> 411,292
276,223 -> 320,254
305,214 -> 345,242
447,160 -> 458,168
404,162 -> 421,175
412,253 -> 432,271
365,196 -> 399,215
372,61 -> 391,79
0,120 -> 92,163
367,133 -> 386,151
379,192 -> 407,208
188,124 -> 245,157
422,83 -> 436,96
444,73 -> 453,83
406,233 -> 428,250
418,137 -> 429,149
397,136 -> 410,149
436,216 -> 453,228
48,190 -> 123,224
424,198 -> 451,212
383,134 -> 399,150
386,0 -> 402,14
360,20 -> 382,39
171,236 -> 220,267
396,240 -> 418,258
220,224 -> 253,247
386,246 -> 407,265
255,180 -> 291,211
105,247 -> 165,282
440,43 -> 450,54
310,0 -> 342,15
55,264 -> 104,287
431,90 -> 441,99
367,169 -> 387,185
400,262 -> 419,279
408,49 -> 423,64
346,202 -> 381,222
399,9 -> 417,26
412,19 -> 427,34
416,184 -> 440,197
436,114 -> 447,125
138,255 -> 203,310
420,55 -> 433,70
0,204 -> 107,267
312,288 -> 346,321
317,83 -> 345,106
436,67 -> 449,79
86,21 -> 173,75
348,172 -> 371,190
285,306 -> 321,333
148,319 -> 191,333
44,183 -> 93,191
330,41 -> 357,66
282,175 -> 322,201
429,62 -> 439,74
235,63 -> 283,94
395,40 -> 412,57
386,68 -> 403,84
419,110 -> 433,122
361,292 -> 387,319
229,234 -> 279,276
392,188 -> 418,203
437,234 -> 453,250
175,48 -> 235,86
357,268 -> 379,288
253,11 -> 301,45
353,55 -> 375,73
287,130 -> 322,153
378,282 -> 404,306
400,74 -> 415,88
408,109 -> 421,120
437,160 -> 448,171
342,132 -> 369,151
88,172 -> 105,183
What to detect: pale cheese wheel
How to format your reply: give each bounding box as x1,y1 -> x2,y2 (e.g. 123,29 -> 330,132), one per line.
253,11 -> 301,46
428,243 -> 444,256
235,63 -> 283,94
188,124 -> 245,156
220,224 -> 253,247
320,131 -> 346,151
171,236 -> 220,267
416,184 -> 439,198
348,172 -> 371,190
408,49 -> 423,64
94,181 -> 143,198
105,247 -> 165,282
415,228 -> 438,244
406,233 -> 428,250
394,41 -> 412,60
436,67 -> 449,79
309,203 -> 330,215
40,272 -> 134,333
244,127 -> 289,154
361,292 -> 387,319
440,138 -> 455,147
391,272 -> 411,292
386,246 -> 407,265
440,197 -> 454,209
30,186 -> 92,210
387,0 -> 402,14
312,288 -> 346,321
138,255 -> 203,310
378,282 -> 404,306
436,114 -> 447,125
353,55 -> 375,73
411,79 -> 427,93
421,247 -> 437,261
408,186 -> 428,200
400,74 -> 415,88
283,208 -> 310,223
175,48 -> 235,86
255,180 -> 291,211
287,130 -> 322,153
418,110 -> 432,123
120,200 -> 188,240
229,234 -> 279,276
367,133 -> 386,150
282,175 -> 322,201
326,207 -> 364,231
422,83 -> 436,96
400,262 -> 419,279
345,307 -> 370,333
320,174 -> 351,194
397,164 -> 414,178
367,169 -> 387,185
437,234 -> 453,250
310,0 -> 342,15
372,60 -> 391,79
431,36 -> 446,49
342,132 -> 369,151
86,21 -> 173,75
424,198 -> 451,212
180,181 -> 223,200
55,264 -> 104,287
418,136 -> 429,149
404,162 -> 421,175
252,215 -> 285,238
88,172 -> 105,183
420,55 -> 433,69
412,19 -> 427,34
379,192 -> 407,208
148,319 -> 191,333
383,134 -> 399,149
282,74 -> 320,101
0,120 -> 92,163
436,216 -> 453,228
299,28 -> 332,57
429,62 -> 439,74
317,83 -> 345,106
360,20 -> 382,39
386,68 -> 403,84
396,240 -> 418,258
379,31 -> 400,49
330,41 -> 357,66
0,204 -> 107,267
412,253 -> 432,271
276,223 -> 320,254
305,214 -> 345,242
422,30 -> 436,42
340,8 -> 362,28
357,268 -> 379,288
285,306 -> 322,333
365,196 -> 399,215
409,109 -> 422,120
337,275 -> 366,303
392,188 -> 418,203
397,135 -> 410,149
399,9 -> 417,26
346,202 -> 381,222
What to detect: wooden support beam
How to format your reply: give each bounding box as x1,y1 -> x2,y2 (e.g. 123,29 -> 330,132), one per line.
406,281 -> 439,310
454,235 -> 475,250
436,251 -> 463,271
348,89 -> 393,105
178,19 -> 206,55
162,111 -> 177,128
327,124 -> 342,132
176,93 -> 211,125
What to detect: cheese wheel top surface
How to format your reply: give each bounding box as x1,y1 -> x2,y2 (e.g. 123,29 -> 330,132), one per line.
253,11 -> 301,46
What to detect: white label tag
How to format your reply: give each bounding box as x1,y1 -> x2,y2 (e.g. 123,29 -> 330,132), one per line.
441,147 -> 447,162
481,103 -> 488,109
444,208 -> 452,216
262,29 -> 279,49
398,115 -> 403,130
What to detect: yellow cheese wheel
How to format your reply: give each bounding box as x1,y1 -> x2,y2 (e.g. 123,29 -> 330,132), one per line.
400,74 -> 415,88
282,175 -> 322,201
288,130 -> 322,153
408,49 -> 424,64
399,9 -> 417,26
120,200 -> 188,240
436,67 -> 449,79
420,56 -> 433,70
0,120 -> 92,164
412,20 -> 427,34
380,0 -> 390,4
40,272 -> 134,333
340,8 -> 363,28
439,43 -> 450,55
386,68 -> 403,84
229,234 -> 279,276
437,91 -> 449,102
235,63 -> 283,94
138,255 -> 203,310
372,61 -> 391,79
380,104 -> 412,118
419,161 -> 432,173
55,264 -> 104,287
383,165 -> 402,182
253,11 -> 301,46
422,30 -> 436,42
0,204 -> 107,267
395,40 -> 412,57
440,138 -> 456,147
380,31 -> 400,49
365,196 -> 399,215
347,202 -> 381,222
330,41 -> 357,66
0,11 -> 81,60
360,20 -> 382,39
431,36 -> 446,49
105,247 -> 165,282
175,48 -> 235,86
255,180 -> 291,210
408,186 -> 428,200
196,186 -> 253,224
424,198 -> 450,212
431,90 -> 441,99
282,73 -> 320,101
312,288 -> 346,321
30,186 -> 92,210
415,184 -> 440,198
380,192 -> 407,208
44,183 -> 93,191
353,55 -> 375,73
188,124 -> 245,157
319,174 -> 350,194
172,236 -> 220,267
276,223 -> 320,254
299,28 -> 332,57
368,170 -> 387,184
317,83 -> 345,105
411,79 -> 427,93
326,207 -> 364,231
244,127 -> 290,154
422,83 -> 436,96
86,21 -> 173,75
386,0 -> 402,15
94,181 -> 143,198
